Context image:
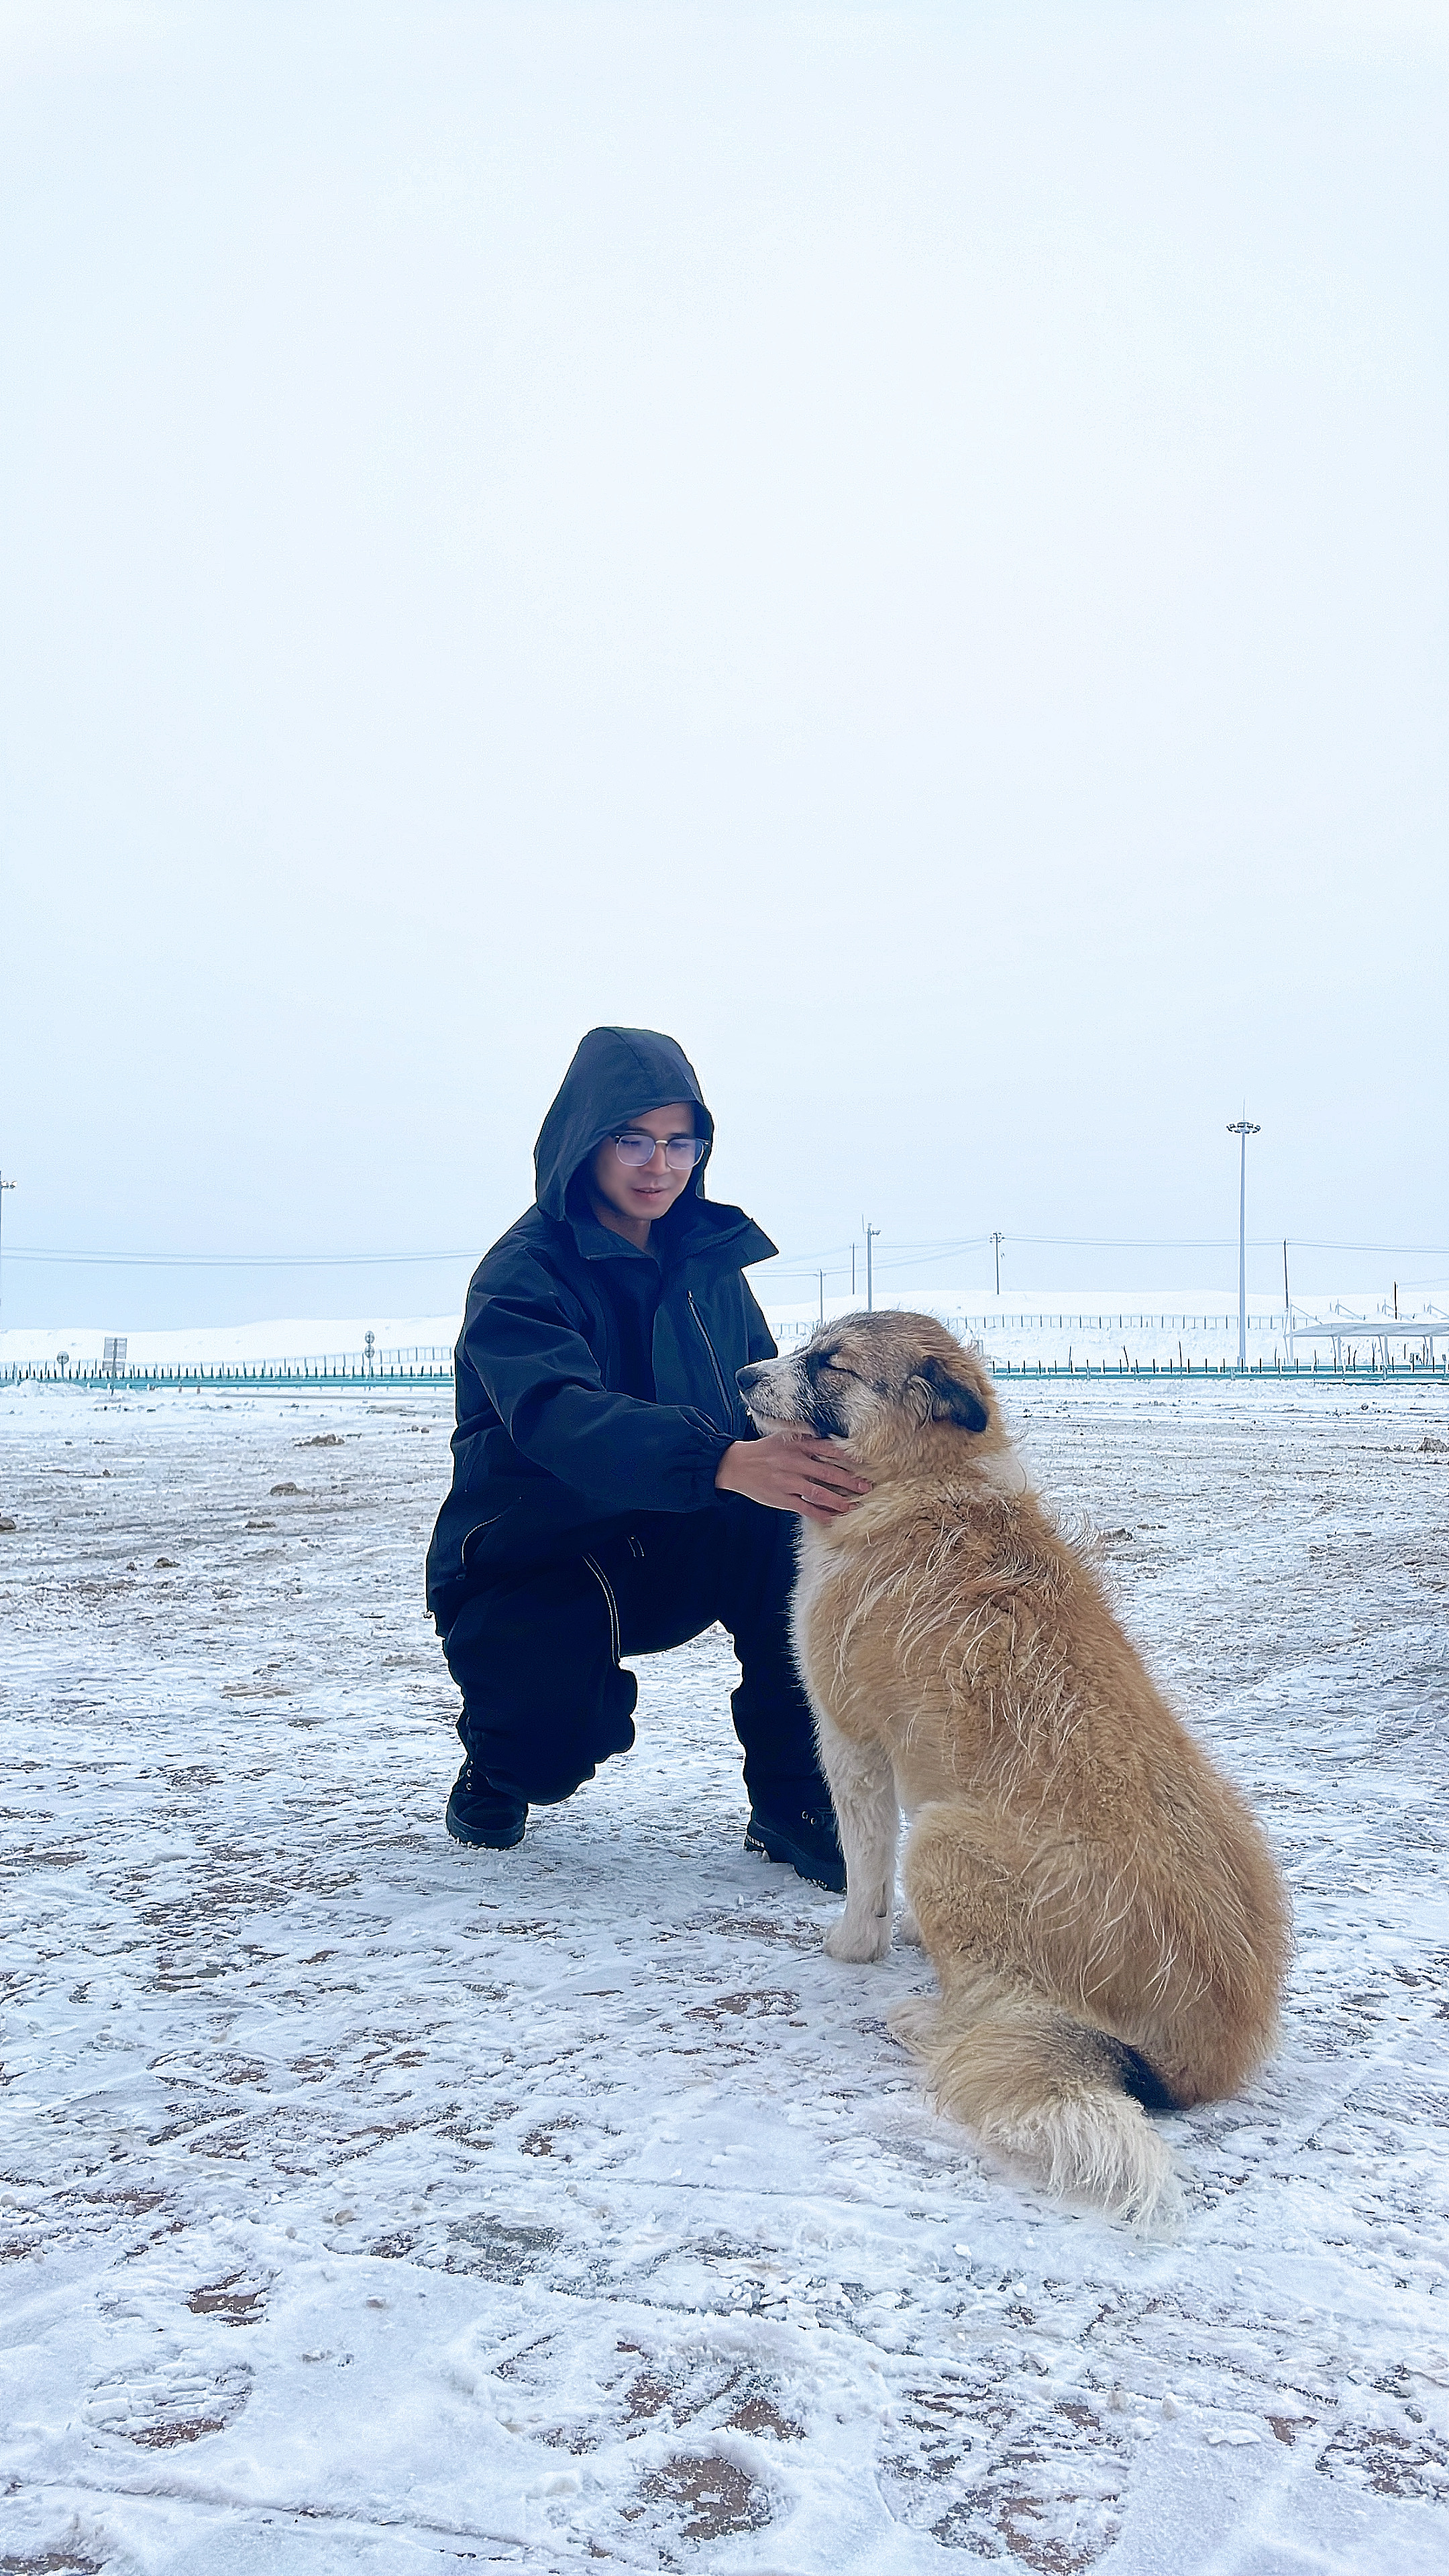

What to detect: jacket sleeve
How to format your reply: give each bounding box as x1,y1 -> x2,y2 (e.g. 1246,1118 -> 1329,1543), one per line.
465,1284 -> 734,1513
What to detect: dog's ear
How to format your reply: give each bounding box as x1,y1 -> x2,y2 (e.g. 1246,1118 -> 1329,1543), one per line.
912,1353 -> 990,1433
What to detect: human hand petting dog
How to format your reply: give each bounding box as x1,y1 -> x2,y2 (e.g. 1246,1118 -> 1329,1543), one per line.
715,1433 -> 871,1523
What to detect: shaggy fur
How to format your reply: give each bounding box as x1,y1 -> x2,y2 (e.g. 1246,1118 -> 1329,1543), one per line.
737,1313 -> 1291,2229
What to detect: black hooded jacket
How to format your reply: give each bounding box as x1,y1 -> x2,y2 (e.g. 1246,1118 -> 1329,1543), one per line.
425,1028 -> 778,1627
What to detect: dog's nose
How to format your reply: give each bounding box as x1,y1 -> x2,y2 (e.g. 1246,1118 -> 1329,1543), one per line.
736,1362 -> 765,1393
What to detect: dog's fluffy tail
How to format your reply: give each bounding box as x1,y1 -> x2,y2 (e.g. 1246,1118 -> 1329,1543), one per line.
891,1988 -> 1182,2232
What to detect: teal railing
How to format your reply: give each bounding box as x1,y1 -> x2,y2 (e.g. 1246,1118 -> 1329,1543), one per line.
1,1354 -> 1444,1393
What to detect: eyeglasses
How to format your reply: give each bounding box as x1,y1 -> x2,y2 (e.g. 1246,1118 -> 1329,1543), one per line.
612,1131 -> 706,1171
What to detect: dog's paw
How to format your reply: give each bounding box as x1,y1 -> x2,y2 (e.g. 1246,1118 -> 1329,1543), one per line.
887,1996 -> 939,2052
824,1913 -> 892,1964
897,1904 -> 924,1947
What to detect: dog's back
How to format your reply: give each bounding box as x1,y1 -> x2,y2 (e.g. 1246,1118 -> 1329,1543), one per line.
809,1475 -> 1288,2104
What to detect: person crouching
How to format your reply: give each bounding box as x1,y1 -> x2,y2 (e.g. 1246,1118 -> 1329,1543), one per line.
424,1026 -> 869,1888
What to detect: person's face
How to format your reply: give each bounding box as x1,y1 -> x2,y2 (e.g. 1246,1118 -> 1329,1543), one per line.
587,1102 -> 698,1233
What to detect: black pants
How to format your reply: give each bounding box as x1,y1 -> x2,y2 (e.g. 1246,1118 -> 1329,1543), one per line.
440,1495 -> 825,1811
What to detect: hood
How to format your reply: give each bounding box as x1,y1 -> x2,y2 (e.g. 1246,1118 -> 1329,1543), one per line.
533,1027 -> 715,1223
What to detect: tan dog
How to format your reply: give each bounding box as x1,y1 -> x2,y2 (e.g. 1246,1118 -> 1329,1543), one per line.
737,1313 -> 1290,2227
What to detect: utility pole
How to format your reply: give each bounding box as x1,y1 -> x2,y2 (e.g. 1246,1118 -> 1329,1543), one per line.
1227,1120 -> 1260,1370
862,1220 -> 880,1313
991,1230 -> 1004,1297
0,1173 -> 13,1317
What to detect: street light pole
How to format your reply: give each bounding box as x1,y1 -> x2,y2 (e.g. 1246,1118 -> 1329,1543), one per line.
862,1220 -> 880,1313
1226,1120 -> 1260,1370
0,1174 -> 14,1318
991,1231 -> 1004,1297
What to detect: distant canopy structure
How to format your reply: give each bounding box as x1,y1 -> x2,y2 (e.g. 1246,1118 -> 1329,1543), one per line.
1288,1308 -> 1446,1367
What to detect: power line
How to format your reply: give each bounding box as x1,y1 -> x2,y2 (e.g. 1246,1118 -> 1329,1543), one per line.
757,1230 -> 1449,1279
9,1228 -> 1449,1279
5,1246 -> 478,1270
1269,1237 -> 1449,1256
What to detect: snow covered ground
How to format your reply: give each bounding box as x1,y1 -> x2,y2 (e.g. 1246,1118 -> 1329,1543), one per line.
1,1376 -> 1447,2573
763,1293 -> 1449,1375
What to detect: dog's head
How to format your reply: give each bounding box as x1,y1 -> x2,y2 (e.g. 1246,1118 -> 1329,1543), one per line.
737,1311 -> 1000,1462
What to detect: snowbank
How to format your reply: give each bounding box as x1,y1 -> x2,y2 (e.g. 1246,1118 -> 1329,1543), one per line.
4,1289 -> 1444,1375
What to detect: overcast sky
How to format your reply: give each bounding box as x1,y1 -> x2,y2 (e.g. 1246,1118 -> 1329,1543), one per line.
1,0 -> 1444,1330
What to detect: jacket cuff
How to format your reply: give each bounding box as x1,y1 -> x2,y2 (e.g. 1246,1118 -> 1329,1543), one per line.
694,1426 -> 737,1499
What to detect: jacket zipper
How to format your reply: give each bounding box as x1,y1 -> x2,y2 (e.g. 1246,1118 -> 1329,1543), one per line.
688,1291 -> 735,1429
582,1553 -> 622,1662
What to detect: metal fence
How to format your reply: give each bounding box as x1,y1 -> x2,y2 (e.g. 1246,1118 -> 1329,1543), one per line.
3,1354 -> 1444,1394
1,1358 -> 454,1392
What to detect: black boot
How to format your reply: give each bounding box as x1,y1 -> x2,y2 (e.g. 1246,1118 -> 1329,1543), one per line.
445,1758 -> 527,1850
744,1797 -> 845,1893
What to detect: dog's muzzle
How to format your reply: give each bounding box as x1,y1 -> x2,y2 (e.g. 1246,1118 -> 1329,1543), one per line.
736,1356 -> 792,1426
